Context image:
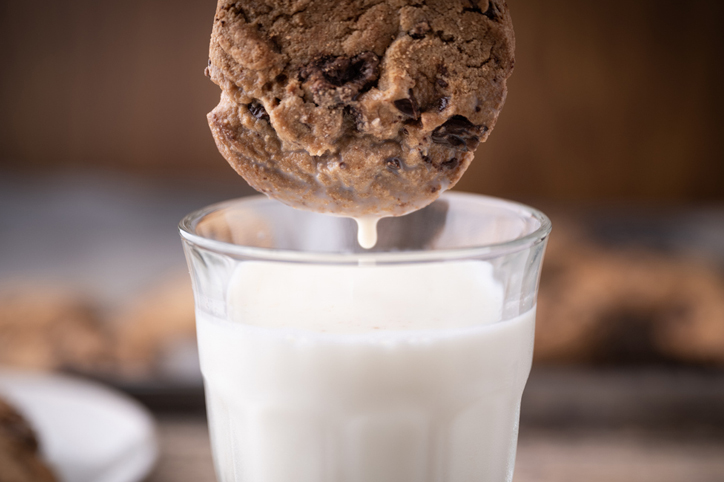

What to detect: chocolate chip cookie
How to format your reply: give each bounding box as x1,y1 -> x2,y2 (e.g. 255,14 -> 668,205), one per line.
0,284 -> 109,372
0,397 -> 57,482
206,0 -> 515,217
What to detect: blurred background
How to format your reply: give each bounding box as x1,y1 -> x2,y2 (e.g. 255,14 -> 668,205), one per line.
1,1 -> 723,481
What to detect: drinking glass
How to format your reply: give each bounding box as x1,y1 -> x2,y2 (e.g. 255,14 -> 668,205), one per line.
179,192 -> 551,482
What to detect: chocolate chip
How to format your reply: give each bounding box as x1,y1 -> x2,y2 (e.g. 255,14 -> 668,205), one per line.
227,3 -> 248,22
463,0 -> 484,14
436,64 -> 449,88
483,1 -> 501,21
394,93 -> 420,120
463,0 -> 499,19
403,118 -> 422,128
394,99 -> 415,117
441,158 -> 459,169
385,157 -> 402,170
343,105 -> 364,131
300,52 -> 380,105
475,105 -> 481,112
269,36 -> 282,54
248,101 -> 269,122
321,57 -> 356,87
339,162 -> 347,170
436,30 -> 455,43
2,409 -> 38,450
408,22 -> 430,39
437,97 -> 450,112
431,115 -> 482,151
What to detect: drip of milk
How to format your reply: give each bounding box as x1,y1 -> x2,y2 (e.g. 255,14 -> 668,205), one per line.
196,260 -> 535,482
353,216 -> 382,249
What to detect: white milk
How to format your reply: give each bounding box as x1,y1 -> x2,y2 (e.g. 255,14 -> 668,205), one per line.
353,216 -> 382,250
197,260 -> 535,482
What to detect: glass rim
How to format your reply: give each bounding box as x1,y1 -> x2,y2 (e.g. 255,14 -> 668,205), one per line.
178,192 -> 552,264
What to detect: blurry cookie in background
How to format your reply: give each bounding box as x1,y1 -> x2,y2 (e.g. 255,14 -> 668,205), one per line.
112,274 -> 197,380
0,284 -> 110,373
536,219 -> 724,365
1,225 -> 723,382
0,396 -> 57,482
0,276 -> 199,382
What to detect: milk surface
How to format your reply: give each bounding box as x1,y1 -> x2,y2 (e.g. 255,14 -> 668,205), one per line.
197,260 -> 535,482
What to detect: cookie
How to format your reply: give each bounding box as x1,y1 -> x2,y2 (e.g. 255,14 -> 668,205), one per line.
0,397 -> 57,482
0,284 -> 109,372
113,275 -> 196,378
206,0 -> 515,217
534,223 -> 724,366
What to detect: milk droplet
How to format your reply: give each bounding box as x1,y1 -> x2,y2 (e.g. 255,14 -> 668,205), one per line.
354,217 -> 381,249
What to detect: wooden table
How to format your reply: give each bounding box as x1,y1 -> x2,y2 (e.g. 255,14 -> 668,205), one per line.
144,368 -> 724,481
147,415 -> 724,482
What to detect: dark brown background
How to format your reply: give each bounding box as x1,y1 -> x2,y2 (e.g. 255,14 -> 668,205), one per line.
1,0 -> 723,201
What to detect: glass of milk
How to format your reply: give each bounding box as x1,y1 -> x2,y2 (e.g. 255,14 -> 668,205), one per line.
179,193 -> 550,482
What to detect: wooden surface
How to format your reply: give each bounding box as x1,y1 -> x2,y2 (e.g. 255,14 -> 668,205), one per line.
147,416 -> 724,482
2,1 -> 724,201
144,370 -> 724,481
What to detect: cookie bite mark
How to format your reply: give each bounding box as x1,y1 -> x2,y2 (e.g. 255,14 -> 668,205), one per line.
300,52 -> 380,106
